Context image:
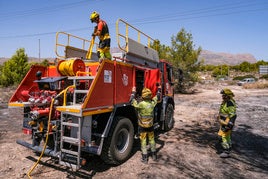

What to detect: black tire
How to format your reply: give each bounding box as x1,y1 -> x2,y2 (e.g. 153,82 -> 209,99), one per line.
101,116 -> 134,165
164,103 -> 174,131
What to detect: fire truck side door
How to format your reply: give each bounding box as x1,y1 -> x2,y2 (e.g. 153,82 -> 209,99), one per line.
144,69 -> 161,97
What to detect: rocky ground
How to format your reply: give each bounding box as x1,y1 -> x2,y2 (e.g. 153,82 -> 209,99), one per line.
0,84 -> 268,179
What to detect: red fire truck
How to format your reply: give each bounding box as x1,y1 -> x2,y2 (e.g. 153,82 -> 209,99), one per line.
9,19 -> 175,170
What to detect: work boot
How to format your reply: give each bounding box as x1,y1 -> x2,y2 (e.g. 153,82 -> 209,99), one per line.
220,150 -> 230,158
228,142 -> 233,151
152,152 -> 157,161
141,154 -> 148,164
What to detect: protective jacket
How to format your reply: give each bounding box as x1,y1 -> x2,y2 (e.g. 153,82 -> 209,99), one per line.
96,20 -> 109,40
95,19 -> 111,59
218,99 -> 237,135
131,96 -> 158,128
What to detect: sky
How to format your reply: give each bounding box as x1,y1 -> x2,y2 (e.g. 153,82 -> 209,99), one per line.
0,0 -> 268,61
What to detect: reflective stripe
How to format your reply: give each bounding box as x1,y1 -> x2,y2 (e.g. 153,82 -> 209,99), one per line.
100,34 -> 110,41
141,115 -> 153,118
219,114 -> 228,118
139,117 -> 153,128
219,113 -> 236,118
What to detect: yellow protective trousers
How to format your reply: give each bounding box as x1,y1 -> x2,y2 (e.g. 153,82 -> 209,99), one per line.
140,131 -> 156,155
98,37 -> 111,60
218,128 -> 232,150
98,47 -> 111,60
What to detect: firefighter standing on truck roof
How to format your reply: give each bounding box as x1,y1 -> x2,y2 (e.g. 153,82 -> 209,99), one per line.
217,88 -> 237,158
90,11 -> 111,61
130,87 -> 161,164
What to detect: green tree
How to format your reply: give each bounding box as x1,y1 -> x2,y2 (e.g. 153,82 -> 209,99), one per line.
0,48 -> 30,87
152,39 -> 171,60
239,61 -> 251,72
212,65 -> 229,77
40,59 -> 50,66
199,64 -> 216,71
169,28 -> 202,92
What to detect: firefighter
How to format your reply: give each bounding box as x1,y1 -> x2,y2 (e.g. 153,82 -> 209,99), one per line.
130,87 -> 161,164
217,88 -> 237,158
90,11 -> 111,61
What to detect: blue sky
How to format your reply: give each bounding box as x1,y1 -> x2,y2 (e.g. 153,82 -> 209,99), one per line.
0,0 -> 268,61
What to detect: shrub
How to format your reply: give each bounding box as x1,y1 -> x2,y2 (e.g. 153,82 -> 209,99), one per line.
260,74 -> 268,80
243,81 -> 268,89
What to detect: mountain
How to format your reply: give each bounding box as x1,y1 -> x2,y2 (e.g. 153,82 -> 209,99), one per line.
0,57 -> 55,65
1,50 -> 257,66
0,57 -> 9,65
199,50 -> 257,65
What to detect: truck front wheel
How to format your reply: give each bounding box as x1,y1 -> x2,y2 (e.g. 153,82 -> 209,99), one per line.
164,103 -> 174,131
101,116 -> 134,165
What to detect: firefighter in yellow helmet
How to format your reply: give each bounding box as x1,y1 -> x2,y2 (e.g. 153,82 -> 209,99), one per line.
130,87 -> 161,164
90,11 -> 111,61
217,88 -> 237,158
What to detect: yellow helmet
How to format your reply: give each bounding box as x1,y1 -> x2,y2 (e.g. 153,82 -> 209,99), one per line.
90,11 -> 99,23
220,88 -> 234,97
142,88 -> 152,99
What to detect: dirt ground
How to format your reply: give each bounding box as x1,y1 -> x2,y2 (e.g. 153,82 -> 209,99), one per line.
0,84 -> 268,179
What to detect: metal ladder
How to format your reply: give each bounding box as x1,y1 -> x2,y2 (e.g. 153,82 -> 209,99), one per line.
68,76 -> 95,105
59,76 -> 95,170
59,115 -> 82,170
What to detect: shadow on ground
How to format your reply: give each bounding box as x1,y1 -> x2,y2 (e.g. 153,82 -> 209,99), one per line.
138,120 -> 268,179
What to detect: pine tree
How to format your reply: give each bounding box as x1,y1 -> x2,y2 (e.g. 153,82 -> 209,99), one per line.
170,28 -> 202,92
0,48 -> 30,87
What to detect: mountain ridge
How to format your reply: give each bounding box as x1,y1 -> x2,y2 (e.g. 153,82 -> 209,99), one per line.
0,50 -> 258,66
198,50 -> 257,65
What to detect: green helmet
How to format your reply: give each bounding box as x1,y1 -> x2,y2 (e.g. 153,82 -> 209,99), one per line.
220,88 -> 234,97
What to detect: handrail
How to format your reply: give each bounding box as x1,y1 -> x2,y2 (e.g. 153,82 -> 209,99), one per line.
55,31 -> 97,59
116,18 -> 156,53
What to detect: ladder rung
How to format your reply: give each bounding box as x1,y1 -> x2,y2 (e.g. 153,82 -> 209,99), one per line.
92,133 -> 102,137
62,136 -> 79,145
59,161 -> 79,171
74,90 -> 88,93
62,149 -> 79,156
62,122 -> 79,127
68,76 -> 95,80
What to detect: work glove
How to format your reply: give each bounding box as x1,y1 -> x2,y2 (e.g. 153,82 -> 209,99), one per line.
157,86 -> 161,101
227,121 -> 234,130
219,117 -> 230,125
129,87 -> 136,102
92,26 -> 97,37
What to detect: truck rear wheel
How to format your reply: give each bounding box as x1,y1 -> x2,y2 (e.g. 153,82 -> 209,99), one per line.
101,116 -> 134,165
164,103 -> 174,131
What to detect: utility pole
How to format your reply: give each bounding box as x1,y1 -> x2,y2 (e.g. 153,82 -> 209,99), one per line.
38,39 -> 40,61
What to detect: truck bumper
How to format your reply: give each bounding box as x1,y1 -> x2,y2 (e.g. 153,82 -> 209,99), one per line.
16,139 -> 59,158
